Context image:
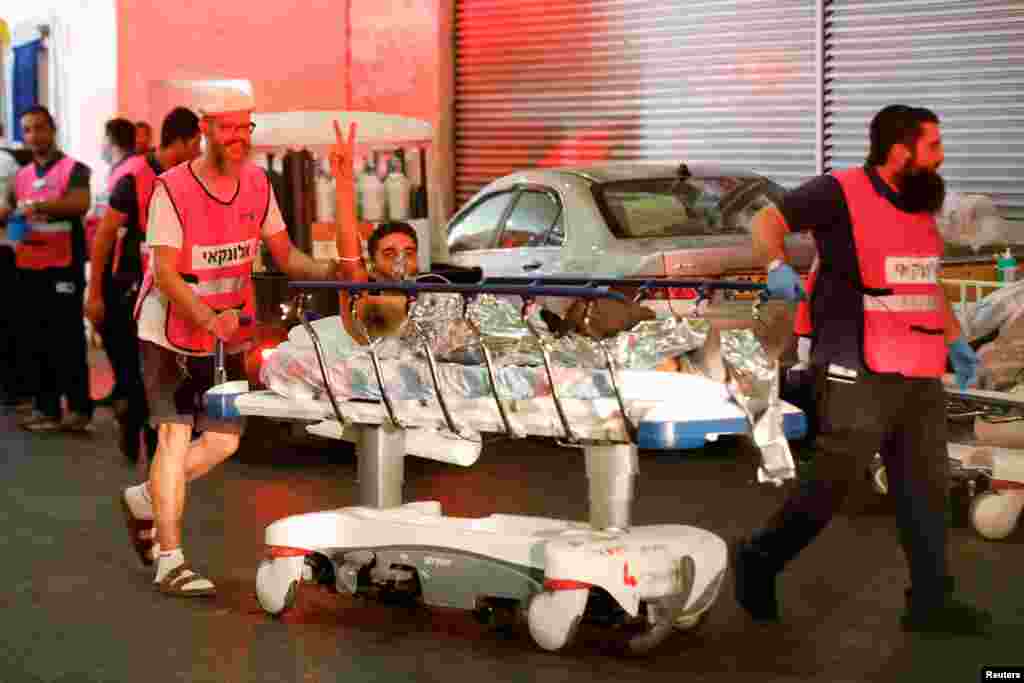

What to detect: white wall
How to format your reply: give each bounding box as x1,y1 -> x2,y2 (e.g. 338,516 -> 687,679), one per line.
3,0 -> 118,195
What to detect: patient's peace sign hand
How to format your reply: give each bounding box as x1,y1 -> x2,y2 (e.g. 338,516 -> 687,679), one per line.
330,120 -> 358,182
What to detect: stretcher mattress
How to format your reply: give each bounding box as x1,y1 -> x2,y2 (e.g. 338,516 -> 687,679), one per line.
249,347 -> 807,450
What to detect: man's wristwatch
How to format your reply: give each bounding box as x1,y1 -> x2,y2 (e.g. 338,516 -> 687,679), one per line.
767,258 -> 786,273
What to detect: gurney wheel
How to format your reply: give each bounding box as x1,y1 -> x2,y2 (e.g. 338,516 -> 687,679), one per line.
621,598 -> 677,656
672,608 -> 710,633
256,556 -> 305,616
257,579 -> 298,617
527,589 -> 588,652
969,491 -> 1021,541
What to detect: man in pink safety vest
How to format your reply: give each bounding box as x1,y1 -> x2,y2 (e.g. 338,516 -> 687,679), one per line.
119,81 -> 344,597
734,105 -> 992,636
86,110 -> 202,464
0,105 -> 94,433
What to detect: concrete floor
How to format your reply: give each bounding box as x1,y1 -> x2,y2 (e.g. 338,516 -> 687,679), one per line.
1,377 -> 1022,682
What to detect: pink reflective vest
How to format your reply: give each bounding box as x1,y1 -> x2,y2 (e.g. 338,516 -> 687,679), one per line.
135,161 -> 268,354
14,156 -> 77,270
106,154 -> 158,277
794,167 -> 947,378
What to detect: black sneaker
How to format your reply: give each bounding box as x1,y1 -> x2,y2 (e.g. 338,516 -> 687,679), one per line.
901,598 -> 993,637
733,540 -> 781,622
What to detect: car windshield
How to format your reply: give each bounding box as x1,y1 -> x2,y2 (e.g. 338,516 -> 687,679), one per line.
592,175 -> 786,239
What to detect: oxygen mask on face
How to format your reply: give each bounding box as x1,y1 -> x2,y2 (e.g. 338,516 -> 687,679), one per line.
392,251 -> 410,281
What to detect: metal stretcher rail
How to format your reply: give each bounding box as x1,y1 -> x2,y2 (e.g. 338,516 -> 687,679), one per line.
277,278 -> 797,526
947,388 -> 1024,423
286,277 -> 777,444
290,281 -> 628,441
288,281 -> 629,300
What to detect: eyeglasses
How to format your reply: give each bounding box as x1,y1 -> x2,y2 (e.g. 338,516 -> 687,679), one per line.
210,120 -> 256,136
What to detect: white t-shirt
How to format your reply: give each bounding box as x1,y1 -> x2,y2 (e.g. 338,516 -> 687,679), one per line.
138,168 -> 287,354
0,149 -> 20,206
0,149 -> 22,246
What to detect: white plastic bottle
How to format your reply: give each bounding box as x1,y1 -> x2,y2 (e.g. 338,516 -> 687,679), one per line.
353,158 -> 363,221
997,248 -> 1018,283
359,157 -> 387,223
385,154 -> 412,221
315,158 -> 335,222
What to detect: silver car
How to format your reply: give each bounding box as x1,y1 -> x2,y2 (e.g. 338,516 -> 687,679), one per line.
444,164 -> 818,302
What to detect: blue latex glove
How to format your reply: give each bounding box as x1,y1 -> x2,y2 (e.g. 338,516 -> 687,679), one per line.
5,215 -> 29,243
948,336 -> 979,390
766,263 -> 806,302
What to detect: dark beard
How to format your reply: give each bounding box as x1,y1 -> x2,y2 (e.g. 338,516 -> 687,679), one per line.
899,168 -> 946,214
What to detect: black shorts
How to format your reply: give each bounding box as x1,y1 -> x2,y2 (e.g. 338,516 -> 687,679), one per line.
140,341 -> 247,435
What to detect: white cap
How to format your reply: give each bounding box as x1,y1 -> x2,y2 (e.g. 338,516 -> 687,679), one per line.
171,79 -> 255,117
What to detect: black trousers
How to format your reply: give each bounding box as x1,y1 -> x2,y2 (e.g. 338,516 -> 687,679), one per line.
0,246 -> 35,404
19,268 -> 93,419
100,279 -> 148,429
753,367 -> 950,602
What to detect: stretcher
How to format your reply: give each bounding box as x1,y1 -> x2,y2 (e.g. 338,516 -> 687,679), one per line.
218,278 -> 807,654
869,385 -> 1024,541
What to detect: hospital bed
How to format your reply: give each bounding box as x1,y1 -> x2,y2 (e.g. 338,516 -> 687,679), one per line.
220,277 -> 808,654
865,385 -> 1024,542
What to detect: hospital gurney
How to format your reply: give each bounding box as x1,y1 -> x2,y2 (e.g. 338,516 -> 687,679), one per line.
225,278 -> 807,655
868,386 -> 1024,541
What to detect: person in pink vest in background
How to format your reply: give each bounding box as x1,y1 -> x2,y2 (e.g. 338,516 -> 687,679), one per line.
135,120 -> 154,156
119,81 -> 344,597
87,109 -> 202,463
0,105 -> 93,433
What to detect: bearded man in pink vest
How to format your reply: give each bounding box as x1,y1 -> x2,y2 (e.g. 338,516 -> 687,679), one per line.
0,105 -> 93,432
86,109 -> 202,463
735,105 -> 993,636
119,81 -> 342,597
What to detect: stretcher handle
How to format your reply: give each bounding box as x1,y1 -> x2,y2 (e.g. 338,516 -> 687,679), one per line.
478,334 -> 519,438
342,293 -> 404,429
520,298 -> 577,444
289,280 -> 627,301
457,312 -> 521,439
411,319 -> 476,439
213,314 -> 253,386
580,302 -> 636,441
292,295 -> 349,428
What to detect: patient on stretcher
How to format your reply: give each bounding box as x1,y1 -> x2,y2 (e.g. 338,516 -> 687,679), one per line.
329,120 -> 419,345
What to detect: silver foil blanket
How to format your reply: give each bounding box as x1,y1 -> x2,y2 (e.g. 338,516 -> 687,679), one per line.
262,293 -> 785,403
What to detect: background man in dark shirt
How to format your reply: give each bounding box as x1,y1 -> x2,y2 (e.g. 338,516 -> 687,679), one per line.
135,121 -> 154,155
86,108 -> 201,461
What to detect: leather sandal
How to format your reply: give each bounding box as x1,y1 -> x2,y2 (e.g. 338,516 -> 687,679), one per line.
119,493 -> 156,567
23,417 -> 63,433
157,563 -> 216,597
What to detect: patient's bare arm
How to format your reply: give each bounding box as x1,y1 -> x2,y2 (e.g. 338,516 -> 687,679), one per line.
341,293 -> 410,345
